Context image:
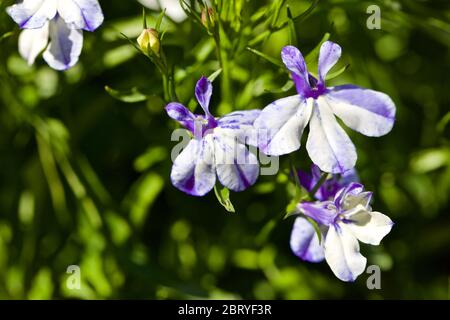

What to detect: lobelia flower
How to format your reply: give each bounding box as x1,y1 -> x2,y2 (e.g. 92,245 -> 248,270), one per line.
6,0 -> 104,70
166,77 -> 261,196
290,182 -> 394,282
255,41 -> 396,174
297,164 -> 358,201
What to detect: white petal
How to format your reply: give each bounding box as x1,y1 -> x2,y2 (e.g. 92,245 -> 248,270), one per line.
138,0 -> 187,23
290,217 -> 325,263
7,0 -> 57,29
325,86 -> 396,137
57,0 -> 104,31
170,137 -> 216,196
255,95 -> 313,156
213,134 -> 259,192
18,23 -> 49,65
43,16 -> 83,70
306,96 -> 357,173
324,224 -> 367,282
345,206 -> 394,245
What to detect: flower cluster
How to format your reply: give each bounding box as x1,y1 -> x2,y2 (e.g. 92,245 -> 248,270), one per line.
7,0 -> 104,70
166,42 -> 396,281
5,1 -> 396,282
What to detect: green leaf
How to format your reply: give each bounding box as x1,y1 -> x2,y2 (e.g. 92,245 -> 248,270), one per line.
264,80 -> 294,94
214,185 -> 235,213
325,64 -> 350,80
437,111 -> 450,133
0,31 -> 13,42
305,216 -> 322,244
273,0 -> 319,31
255,218 -> 277,245
105,86 -> 148,103
246,47 -> 283,68
287,6 -> 298,46
208,68 -> 223,82
155,9 -> 166,32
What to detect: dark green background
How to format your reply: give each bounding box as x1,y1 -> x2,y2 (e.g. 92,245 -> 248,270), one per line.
0,0 -> 449,299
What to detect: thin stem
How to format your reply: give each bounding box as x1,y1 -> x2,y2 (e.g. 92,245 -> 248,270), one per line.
309,172 -> 329,200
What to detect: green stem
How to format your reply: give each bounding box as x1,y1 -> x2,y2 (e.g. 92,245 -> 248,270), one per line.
308,172 -> 329,200
214,32 -> 232,114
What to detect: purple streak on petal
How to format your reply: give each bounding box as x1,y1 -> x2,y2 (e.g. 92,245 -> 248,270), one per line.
195,76 -> 213,117
7,0 -> 57,29
290,217 -> 325,263
170,138 -> 216,196
218,110 -> 261,128
326,85 -> 396,137
218,109 -> 261,146
298,201 -> 337,226
43,16 -> 83,70
72,0 -> 104,31
318,41 -> 342,87
214,135 -> 259,192
165,102 -> 196,132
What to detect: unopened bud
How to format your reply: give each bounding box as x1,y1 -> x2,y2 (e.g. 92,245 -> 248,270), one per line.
137,28 -> 160,56
201,8 -> 215,28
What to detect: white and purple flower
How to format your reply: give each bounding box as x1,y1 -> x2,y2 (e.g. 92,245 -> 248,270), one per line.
290,182 -> 393,282
166,77 -> 261,196
255,41 -> 396,174
6,0 -> 104,70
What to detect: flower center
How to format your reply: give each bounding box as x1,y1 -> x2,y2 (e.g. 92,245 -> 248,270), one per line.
303,74 -> 326,99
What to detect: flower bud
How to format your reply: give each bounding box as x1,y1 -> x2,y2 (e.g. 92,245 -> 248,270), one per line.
137,28 -> 160,56
201,8 -> 215,29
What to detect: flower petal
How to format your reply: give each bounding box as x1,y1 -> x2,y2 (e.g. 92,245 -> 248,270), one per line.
7,0 -> 57,29
334,182 -> 371,210
217,109 -> 261,146
138,0 -> 187,23
281,46 -> 310,96
290,217 -> 325,263
325,85 -> 396,137
18,23 -> 49,65
318,41 -> 341,85
306,96 -> 357,173
58,0 -> 104,31
165,102 -> 196,132
213,135 -> 259,192
324,224 -> 367,282
298,201 -> 337,226
344,206 -> 394,245
195,76 -> 213,117
170,137 -> 216,196
255,95 -> 313,156
43,16 -> 83,70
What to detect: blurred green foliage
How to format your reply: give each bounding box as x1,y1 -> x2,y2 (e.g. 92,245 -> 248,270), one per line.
0,0 -> 449,299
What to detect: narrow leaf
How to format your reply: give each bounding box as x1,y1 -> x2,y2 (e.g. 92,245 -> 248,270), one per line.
246,47 -> 283,67
105,86 -> 148,103
214,185 -> 235,213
